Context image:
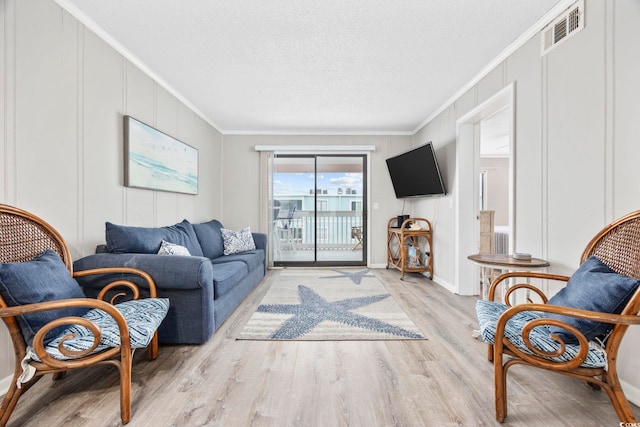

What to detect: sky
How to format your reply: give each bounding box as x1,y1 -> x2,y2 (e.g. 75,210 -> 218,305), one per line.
274,172 -> 363,196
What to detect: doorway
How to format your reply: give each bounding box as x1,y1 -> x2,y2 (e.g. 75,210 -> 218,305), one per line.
455,83 -> 515,295
479,107 -> 511,255
271,154 -> 367,267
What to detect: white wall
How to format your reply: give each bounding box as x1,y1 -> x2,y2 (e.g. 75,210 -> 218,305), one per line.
0,0 -> 222,385
411,0 -> 640,405
480,157 -> 509,226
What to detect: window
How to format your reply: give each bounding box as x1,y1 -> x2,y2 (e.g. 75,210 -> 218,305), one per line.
317,199 -> 328,211
350,200 -> 362,211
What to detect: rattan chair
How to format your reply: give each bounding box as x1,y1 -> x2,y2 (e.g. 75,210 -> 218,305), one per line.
0,204 -> 167,425
478,210 -> 640,422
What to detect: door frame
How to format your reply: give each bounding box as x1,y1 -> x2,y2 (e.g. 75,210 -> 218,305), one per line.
271,153 -> 368,267
454,83 -> 515,295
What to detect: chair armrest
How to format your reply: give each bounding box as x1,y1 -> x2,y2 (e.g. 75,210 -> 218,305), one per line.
488,271 -> 571,302
73,266 -> 158,299
0,298 -> 130,370
74,253 -> 213,292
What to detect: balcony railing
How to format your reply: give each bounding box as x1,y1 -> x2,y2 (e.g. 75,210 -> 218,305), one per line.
275,210 -> 363,250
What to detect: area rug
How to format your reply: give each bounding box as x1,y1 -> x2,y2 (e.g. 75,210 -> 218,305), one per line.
237,268 -> 425,340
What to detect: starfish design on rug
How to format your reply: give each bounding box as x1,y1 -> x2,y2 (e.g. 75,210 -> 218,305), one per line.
256,285 -> 424,339
320,268 -> 374,285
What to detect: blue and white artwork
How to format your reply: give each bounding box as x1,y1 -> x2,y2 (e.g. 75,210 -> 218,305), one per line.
125,116 -> 198,195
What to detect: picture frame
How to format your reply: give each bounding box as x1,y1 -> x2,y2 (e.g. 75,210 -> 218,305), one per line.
124,115 -> 198,195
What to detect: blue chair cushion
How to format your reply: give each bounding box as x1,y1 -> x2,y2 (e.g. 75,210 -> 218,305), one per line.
192,220 -> 225,259
475,299 -> 607,369
547,256 -> 640,343
105,220 -> 204,257
0,250 -> 89,345
36,298 -> 170,361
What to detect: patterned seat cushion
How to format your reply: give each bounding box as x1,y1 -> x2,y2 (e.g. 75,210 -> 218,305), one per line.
34,298 -> 169,361
475,300 -> 606,369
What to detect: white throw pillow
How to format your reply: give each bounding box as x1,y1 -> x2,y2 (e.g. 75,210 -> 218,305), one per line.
157,240 -> 191,256
221,226 -> 256,255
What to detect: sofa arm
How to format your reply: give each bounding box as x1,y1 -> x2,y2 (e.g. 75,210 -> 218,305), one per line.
74,253 -> 213,292
252,232 -> 267,251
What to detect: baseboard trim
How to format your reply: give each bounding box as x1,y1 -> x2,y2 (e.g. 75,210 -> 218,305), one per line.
369,263 -> 387,269
621,379 -> 640,407
432,275 -> 457,294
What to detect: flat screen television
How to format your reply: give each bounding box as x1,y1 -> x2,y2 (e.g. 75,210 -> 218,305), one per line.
386,142 -> 446,198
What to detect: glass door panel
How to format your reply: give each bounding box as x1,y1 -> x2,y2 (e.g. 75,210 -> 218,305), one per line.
272,154 -> 366,266
272,156 -> 315,263
315,156 -> 365,264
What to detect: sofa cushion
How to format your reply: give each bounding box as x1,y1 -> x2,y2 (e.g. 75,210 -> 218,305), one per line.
546,256 -> 640,343
211,249 -> 265,272
192,220 -> 225,259
0,250 -> 89,345
211,261 -> 248,299
105,220 -> 203,257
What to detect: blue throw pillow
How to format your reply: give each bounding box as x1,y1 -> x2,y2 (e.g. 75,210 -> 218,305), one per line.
547,256 -> 640,343
105,219 -> 204,257
0,249 -> 89,345
192,220 -> 225,259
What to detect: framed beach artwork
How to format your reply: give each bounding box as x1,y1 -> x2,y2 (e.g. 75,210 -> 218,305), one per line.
124,116 -> 198,195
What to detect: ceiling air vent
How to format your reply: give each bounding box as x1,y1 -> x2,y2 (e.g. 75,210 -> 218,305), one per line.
541,0 -> 584,56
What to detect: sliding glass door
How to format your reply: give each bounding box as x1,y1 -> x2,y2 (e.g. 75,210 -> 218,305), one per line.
271,154 -> 366,266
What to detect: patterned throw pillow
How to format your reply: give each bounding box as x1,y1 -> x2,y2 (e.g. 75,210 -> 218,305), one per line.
221,226 -> 256,255
157,240 -> 191,256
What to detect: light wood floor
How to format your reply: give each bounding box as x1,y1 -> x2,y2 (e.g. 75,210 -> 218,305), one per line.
6,268 -> 638,426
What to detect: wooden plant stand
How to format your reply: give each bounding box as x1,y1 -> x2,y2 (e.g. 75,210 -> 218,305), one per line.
386,217 -> 433,280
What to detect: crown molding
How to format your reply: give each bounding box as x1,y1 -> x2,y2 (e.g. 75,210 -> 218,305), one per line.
412,0 -> 576,134
54,0 -> 224,134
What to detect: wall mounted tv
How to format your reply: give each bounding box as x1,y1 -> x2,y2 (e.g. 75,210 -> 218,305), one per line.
385,142 -> 446,198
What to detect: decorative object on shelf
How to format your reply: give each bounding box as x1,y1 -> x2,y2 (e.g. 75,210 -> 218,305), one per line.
124,115 -> 198,195
407,245 -> 421,268
512,252 -> 532,260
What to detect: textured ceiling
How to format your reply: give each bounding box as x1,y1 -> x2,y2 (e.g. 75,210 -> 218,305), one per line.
59,0 -> 562,134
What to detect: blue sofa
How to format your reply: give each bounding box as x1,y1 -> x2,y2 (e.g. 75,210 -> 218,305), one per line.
73,219 -> 266,345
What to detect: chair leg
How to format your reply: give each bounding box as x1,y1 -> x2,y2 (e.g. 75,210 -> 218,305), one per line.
147,333 -> 159,360
602,370 -> 638,423
119,353 -> 133,424
494,349 -> 508,422
0,375 -> 25,426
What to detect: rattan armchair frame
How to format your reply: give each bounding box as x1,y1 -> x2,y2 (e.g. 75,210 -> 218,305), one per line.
486,209 -> 640,423
0,204 -> 160,425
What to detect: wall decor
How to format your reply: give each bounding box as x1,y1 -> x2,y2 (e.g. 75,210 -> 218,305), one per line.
124,115 -> 198,195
